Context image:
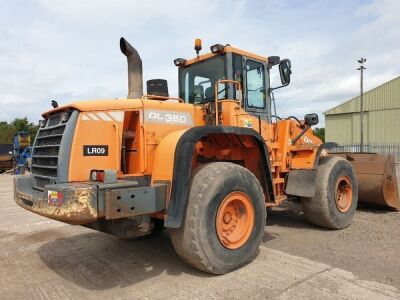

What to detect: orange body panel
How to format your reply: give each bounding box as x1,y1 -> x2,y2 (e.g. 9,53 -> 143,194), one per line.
150,129 -> 189,203
68,110 -> 125,181
67,99 -> 204,182
60,97 -> 322,202
140,101 -> 204,175
42,99 -> 143,117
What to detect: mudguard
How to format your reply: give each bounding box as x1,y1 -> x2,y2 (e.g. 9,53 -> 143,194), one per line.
159,126 -> 274,228
285,142 -> 338,198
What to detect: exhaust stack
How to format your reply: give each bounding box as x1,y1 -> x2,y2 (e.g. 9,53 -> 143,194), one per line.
120,37 -> 143,99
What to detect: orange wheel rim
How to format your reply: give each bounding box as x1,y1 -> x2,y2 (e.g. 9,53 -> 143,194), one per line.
216,191 -> 255,249
335,175 -> 353,213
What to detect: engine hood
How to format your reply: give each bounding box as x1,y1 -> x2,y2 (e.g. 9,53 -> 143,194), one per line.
42,98 -> 143,117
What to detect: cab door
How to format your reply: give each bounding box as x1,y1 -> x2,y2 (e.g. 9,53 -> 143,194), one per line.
242,57 -> 270,121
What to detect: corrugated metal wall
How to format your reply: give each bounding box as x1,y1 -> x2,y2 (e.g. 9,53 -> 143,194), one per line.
368,109 -> 400,143
325,76 -> 400,144
326,114 -> 354,144
325,76 -> 400,115
326,109 -> 400,144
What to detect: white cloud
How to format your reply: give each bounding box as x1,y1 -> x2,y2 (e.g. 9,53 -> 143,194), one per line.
0,0 -> 399,126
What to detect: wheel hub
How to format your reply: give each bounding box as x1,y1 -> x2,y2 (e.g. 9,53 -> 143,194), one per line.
335,175 -> 353,213
216,191 -> 255,249
223,212 -> 232,224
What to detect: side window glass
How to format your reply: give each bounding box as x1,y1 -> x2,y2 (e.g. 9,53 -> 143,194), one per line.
246,60 -> 265,109
183,72 -> 189,102
233,54 -> 243,104
193,76 -> 211,104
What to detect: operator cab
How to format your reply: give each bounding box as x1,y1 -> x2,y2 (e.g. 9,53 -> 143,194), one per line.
174,41 -> 291,121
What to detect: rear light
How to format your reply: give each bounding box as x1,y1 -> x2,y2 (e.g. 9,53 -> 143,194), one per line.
60,112 -> 71,123
90,170 -> 105,182
39,119 -> 47,128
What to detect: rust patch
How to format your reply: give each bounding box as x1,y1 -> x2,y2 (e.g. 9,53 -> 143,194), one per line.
37,186 -> 97,224
15,180 -> 98,225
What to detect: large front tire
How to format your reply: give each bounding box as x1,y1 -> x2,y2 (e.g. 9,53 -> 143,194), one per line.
169,162 -> 266,274
301,156 -> 358,229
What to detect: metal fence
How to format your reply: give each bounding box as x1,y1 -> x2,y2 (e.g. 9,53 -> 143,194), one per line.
332,143 -> 400,164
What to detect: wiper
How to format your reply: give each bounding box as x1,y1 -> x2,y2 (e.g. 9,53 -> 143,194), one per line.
247,87 -> 263,92
217,85 -> 231,95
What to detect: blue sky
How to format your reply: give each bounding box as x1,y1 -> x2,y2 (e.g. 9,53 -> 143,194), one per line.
0,0 -> 399,125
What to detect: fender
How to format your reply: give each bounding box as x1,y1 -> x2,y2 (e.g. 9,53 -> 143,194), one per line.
151,129 -> 188,187
314,142 -> 338,168
162,126 -> 274,228
285,142 -> 339,198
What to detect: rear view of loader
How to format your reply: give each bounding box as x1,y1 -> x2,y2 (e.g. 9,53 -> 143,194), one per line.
13,36 -> 399,275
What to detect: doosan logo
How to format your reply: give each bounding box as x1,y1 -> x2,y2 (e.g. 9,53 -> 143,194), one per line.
303,136 -> 314,144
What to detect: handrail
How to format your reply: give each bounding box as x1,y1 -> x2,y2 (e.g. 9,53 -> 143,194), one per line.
141,94 -> 184,103
140,124 -> 147,173
213,79 -> 242,125
112,123 -> 120,171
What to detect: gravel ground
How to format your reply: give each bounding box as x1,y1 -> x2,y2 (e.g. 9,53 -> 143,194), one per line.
1,174 -> 399,299
267,201 -> 400,288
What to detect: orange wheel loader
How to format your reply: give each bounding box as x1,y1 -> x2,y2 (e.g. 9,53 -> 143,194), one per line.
14,38 -> 399,274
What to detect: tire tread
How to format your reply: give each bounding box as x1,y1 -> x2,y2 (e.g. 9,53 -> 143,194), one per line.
170,162 -> 265,274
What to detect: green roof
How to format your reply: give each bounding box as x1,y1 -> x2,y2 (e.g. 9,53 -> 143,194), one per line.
324,76 -> 400,115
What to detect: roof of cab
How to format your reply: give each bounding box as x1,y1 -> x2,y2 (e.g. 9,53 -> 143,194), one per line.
183,46 -> 268,66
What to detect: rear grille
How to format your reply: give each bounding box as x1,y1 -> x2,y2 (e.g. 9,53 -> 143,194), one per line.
31,112 -> 71,189
34,177 -> 54,190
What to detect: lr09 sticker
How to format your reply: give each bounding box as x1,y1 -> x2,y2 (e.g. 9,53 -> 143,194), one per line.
48,190 -> 64,207
83,145 -> 109,156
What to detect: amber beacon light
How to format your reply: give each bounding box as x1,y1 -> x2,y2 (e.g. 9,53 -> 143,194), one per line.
194,38 -> 202,56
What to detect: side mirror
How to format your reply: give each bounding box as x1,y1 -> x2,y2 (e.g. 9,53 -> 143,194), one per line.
268,56 -> 280,66
304,113 -> 319,126
279,59 -> 292,85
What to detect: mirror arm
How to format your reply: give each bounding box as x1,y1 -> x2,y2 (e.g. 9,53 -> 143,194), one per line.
269,83 -> 289,92
291,124 -> 311,145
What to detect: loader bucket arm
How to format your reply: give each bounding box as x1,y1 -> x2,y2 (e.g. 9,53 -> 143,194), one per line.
330,152 -> 400,210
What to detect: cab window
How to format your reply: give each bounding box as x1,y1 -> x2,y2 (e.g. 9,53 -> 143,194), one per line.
246,60 -> 265,109
179,56 -> 226,104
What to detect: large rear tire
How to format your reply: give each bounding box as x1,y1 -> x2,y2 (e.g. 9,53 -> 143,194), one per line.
169,162 -> 266,274
301,156 -> 358,229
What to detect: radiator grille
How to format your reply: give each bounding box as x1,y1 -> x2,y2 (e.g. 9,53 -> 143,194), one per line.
31,112 -> 71,189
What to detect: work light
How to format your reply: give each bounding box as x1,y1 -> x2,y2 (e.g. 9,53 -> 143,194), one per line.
174,58 -> 187,66
210,44 -> 225,54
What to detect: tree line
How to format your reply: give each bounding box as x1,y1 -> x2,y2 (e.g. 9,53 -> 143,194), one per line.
314,127 -> 325,142
0,118 -> 39,145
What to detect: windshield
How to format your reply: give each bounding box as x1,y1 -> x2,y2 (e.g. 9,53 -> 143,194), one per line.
179,56 -> 226,104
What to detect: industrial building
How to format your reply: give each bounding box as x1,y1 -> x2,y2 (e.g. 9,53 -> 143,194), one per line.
324,76 -> 400,146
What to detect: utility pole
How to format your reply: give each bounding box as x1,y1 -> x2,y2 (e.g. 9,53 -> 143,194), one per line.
357,58 -> 366,152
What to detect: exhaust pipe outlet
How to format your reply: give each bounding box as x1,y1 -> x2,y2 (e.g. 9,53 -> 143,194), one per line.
120,37 -> 143,99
